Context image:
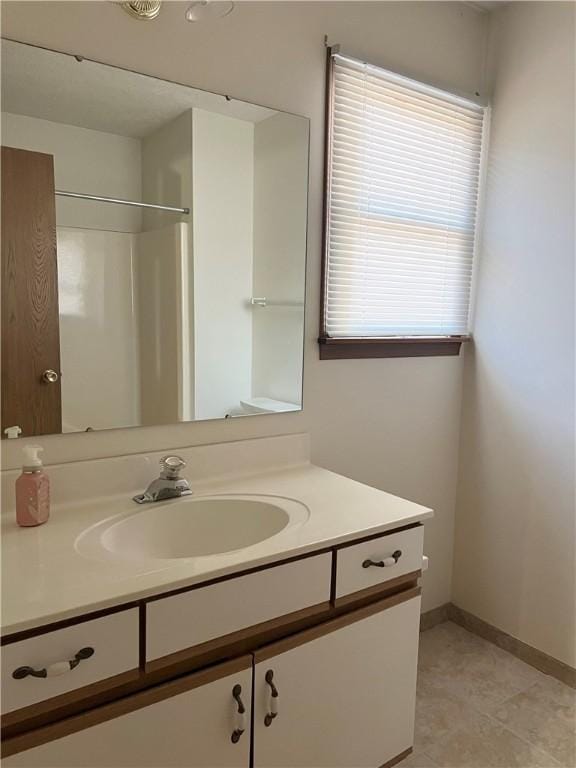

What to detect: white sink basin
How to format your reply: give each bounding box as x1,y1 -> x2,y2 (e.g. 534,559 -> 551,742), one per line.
76,495 -> 308,562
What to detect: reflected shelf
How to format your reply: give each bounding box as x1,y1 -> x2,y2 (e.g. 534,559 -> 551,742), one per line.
250,297 -> 304,308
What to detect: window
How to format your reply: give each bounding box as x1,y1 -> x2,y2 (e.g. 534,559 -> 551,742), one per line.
320,50 -> 486,359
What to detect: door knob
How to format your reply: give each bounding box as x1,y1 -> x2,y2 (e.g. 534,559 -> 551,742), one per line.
42,369 -> 59,384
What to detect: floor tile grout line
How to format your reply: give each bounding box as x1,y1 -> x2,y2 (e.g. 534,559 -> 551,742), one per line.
416,631 -> 570,768
417,688 -> 559,766
416,624 -> 573,768
489,706 -> 572,766
416,667 -> 541,725
463,700 -> 564,767
480,676 -> 575,766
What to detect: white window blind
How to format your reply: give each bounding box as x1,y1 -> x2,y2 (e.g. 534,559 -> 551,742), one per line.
324,52 -> 486,338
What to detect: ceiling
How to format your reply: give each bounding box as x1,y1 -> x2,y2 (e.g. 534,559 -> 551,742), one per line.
1,39 -> 276,139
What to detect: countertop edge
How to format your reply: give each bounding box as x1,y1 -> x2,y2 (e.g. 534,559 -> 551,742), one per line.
1,508 -> 432,638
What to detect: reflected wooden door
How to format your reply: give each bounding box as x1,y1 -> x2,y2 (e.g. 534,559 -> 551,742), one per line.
1,146 -> 62,437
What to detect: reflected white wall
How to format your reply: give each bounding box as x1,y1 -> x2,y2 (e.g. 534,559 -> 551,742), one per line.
1,112 -> 142,232
57,228 -> 140,432
252,112 -> 307,406
192,109 -> 254,419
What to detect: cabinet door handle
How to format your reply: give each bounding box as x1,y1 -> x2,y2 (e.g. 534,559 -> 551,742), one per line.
264,669 -> 279,727
362,550 -> 402,569
231,684 -> 246,743
12,647 -> 95,680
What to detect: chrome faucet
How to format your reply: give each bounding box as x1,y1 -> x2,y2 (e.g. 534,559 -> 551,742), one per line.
133,455 -> 193,504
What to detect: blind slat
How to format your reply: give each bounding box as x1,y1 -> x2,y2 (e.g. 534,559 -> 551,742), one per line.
325,53 -> 485,338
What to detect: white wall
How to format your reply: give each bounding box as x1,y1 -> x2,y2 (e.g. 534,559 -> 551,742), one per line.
1,111 -> 142,232
252,112 -> 308,406
454,2 -> 575,666
193,109 -> 254,419
1,1 -> 490,613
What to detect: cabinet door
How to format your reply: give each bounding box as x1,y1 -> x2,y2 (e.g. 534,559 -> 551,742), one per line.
1,146 -> 62,437
254,594 -> 421,768
4,659 -> 252,768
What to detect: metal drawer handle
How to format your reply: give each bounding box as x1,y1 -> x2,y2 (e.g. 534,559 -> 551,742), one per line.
264,669 -> 279,727
12,647 -> 95,680
231,684 -> 246,743
362,550 -> 402,569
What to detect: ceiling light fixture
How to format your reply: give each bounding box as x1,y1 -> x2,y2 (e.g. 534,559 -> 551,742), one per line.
185,1 -> 234,22
122,1 -> 162,20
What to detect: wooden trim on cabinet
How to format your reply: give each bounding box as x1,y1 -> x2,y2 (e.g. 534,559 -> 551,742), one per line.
145,602 -> 331,682
333,571 -> 421,610
318,336 -> 469,360
253,586 -> 421,664
138,604 -> 146,671
379,747 -> 413,768
329,550 -> 338,604
1,656 -> 253,758
1,669 -> 141,740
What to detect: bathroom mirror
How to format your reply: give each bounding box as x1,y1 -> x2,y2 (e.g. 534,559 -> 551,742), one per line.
1,39 -> 308,437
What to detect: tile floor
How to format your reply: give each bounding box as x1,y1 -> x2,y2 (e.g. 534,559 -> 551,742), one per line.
400,622 -> 576,768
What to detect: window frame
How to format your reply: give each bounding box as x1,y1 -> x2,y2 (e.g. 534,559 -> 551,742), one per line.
319,47 -> 484,360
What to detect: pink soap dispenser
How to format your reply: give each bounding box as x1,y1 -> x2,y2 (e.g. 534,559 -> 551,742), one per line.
15,445 -> 50,527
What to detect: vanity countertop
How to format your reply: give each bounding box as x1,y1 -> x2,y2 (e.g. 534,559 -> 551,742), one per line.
1,462 -> 432,636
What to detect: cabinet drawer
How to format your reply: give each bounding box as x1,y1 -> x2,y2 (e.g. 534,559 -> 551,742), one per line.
147,554 -> 332,662
335,527 -> 423,600
1,610 -> 139,715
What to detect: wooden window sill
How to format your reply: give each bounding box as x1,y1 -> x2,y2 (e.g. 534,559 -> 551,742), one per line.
318,336 -> 471,360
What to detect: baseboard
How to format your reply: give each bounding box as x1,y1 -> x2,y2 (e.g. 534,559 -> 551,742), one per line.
419,602 -> 575,689
419,603 -> 451,632
448,604 -> 576,689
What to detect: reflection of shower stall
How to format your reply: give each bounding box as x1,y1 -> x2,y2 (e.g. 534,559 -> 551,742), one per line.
136,223 -> 192,426
58,220 -> 192,432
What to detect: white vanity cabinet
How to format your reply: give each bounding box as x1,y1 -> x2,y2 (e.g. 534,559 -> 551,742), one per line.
4,659 -> 252,768
253,594 -> 421,768
2,528 -> 425,768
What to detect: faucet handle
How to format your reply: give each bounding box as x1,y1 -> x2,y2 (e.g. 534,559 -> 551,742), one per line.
160,455 -> 186,479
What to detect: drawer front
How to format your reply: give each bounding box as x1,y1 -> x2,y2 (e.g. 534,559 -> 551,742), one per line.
147,554 -> 332,662
336,527 -> 423,599
1,610 -> 139,715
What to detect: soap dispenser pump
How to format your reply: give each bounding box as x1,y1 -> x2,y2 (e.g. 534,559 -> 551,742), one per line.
15,445 -> 50,527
